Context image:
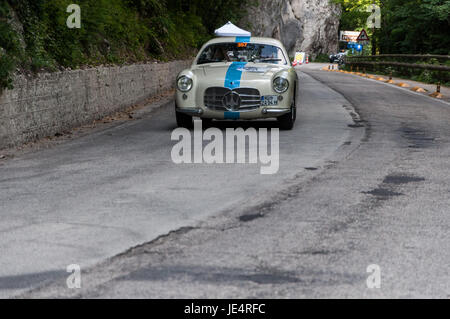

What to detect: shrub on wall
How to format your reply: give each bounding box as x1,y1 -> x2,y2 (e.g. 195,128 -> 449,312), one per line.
0,0 -> 249,90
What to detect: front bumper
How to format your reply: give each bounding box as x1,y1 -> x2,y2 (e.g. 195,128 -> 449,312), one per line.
176,106 -> 290,120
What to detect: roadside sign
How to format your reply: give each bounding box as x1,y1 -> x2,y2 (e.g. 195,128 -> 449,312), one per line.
347,42 -> 363,54
357,29 -> 370,42
294,52 -> 306,64
340,31 -> 360,42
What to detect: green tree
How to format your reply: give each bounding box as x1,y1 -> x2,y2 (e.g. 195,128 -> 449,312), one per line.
332,0 -> 377,30
379,0 -> 450,54
0,0 -> 250,90
332,0 -> 450,55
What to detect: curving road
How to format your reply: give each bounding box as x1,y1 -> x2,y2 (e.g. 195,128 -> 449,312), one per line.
0,69 -> 355,298
1,64 -> 449,298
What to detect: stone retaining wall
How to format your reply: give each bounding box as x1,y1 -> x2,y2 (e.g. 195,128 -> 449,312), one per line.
0,60 -> 191,149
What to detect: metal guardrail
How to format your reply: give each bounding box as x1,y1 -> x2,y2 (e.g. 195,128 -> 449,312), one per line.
340,54 -> 449,96
347,54 -> 450,60
344,61 -> 450,72
345,55 -> 450,72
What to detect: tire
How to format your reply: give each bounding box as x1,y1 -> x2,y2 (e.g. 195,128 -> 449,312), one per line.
277,101 -> 296,130
176,111 -> 193,129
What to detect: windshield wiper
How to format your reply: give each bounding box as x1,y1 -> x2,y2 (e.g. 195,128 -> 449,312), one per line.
248,58 -> 282,63
259,58 -> 282,62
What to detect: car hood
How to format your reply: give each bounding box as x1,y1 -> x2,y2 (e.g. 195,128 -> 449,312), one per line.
191,62 -> 288,87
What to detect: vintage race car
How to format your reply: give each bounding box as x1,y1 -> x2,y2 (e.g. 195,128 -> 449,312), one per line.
175,37 -> 298,130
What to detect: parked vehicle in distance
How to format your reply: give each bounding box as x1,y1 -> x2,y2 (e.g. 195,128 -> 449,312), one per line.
175,37 -> 298,130
329,51 -> 348,64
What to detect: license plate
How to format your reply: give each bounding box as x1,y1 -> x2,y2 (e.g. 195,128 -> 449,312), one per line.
261,95 -> 278,106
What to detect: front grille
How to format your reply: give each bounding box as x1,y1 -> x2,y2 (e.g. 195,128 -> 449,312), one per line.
204,87 -> 261,111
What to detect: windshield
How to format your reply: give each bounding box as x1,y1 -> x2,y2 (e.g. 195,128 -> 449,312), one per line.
197,42 -> 288,65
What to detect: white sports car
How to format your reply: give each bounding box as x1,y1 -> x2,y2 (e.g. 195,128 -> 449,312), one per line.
175,36 -> 298,130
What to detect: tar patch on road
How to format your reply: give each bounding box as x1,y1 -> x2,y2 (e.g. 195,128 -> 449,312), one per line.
298,249 -> 345,256
120,264 -> 364,287
121,265 -> 302,285
363,188 -> 404,199
240,273 -> 301,284
401,126 -> 436,149
383,174 -> 426,185
348,123 -> 365,128
239,213 -> 265,222
363,173 -> 425,201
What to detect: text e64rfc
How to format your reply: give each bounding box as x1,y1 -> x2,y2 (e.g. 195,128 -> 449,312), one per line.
185,303 -> 266,317
228,304 -> 265,316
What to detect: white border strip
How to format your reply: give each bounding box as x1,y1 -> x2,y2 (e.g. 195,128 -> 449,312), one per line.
324,70 -> 450,107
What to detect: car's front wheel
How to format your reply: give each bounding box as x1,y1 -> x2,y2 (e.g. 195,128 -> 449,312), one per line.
277,102 -> 296,130
176,111 -> 193,129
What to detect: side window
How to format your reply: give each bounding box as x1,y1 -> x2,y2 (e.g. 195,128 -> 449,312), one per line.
198,45 -> 232,64
260,46 -> 287,65
198,47 -> 213,63
261,46 -> 277,59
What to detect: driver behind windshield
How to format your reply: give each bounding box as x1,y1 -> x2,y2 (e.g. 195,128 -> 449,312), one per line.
212,47 -> 230,62
198,43 -> 286,65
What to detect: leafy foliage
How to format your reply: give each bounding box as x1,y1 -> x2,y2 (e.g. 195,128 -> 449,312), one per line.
0,0 -> 249,89
332,0 -> 450,55
331,0 -> 376,31
0,0 -> 23,89
313,53 -> 331,63
379,0 -> 450,54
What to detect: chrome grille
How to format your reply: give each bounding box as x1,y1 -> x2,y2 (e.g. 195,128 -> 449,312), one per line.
204,87 -> 261,111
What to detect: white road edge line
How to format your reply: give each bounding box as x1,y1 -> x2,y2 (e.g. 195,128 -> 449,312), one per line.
345,72 -> 450,107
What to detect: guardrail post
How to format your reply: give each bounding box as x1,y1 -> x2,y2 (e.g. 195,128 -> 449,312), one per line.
430,81 -> 443,98
386,71 -> 395,84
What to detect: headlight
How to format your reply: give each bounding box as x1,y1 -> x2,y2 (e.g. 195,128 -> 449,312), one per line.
177,76 -> 193,92
273,77 -> 289,93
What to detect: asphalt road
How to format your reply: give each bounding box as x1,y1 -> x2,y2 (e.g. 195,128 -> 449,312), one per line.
0,68 -> 355,298
2,64 -> 449,298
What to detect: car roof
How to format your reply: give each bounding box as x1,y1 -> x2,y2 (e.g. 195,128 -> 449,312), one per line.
204,37 -> 285,48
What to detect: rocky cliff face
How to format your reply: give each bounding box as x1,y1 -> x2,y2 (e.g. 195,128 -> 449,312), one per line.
242,0 -> 341,59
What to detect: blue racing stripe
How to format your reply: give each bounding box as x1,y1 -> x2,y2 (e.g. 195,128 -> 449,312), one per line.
236,36 -> 251,43
224,62 -> 247,89
224,112 -> 240,120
